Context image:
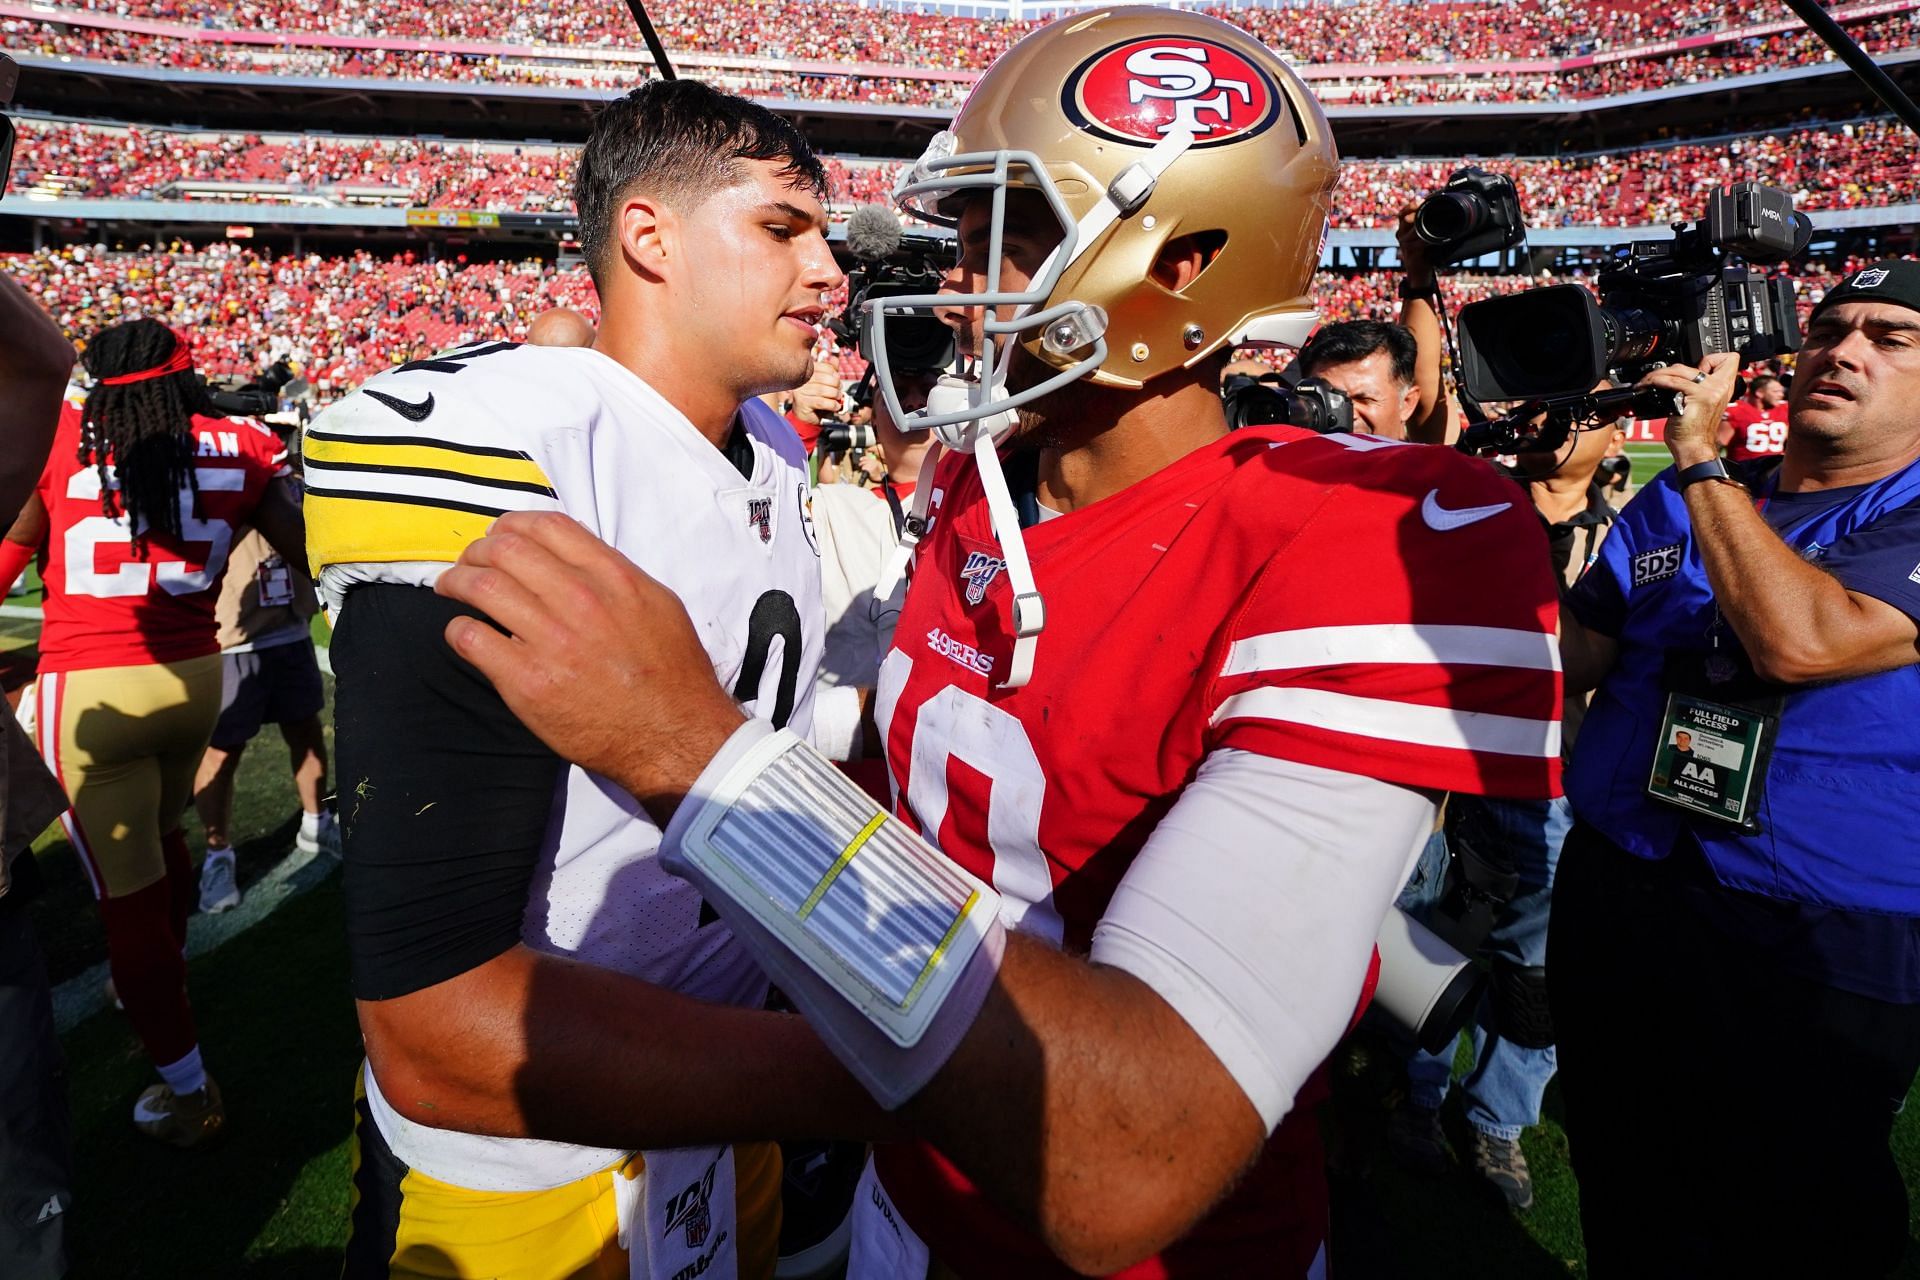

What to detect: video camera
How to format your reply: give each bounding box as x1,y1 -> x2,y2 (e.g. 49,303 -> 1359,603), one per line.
1414,166 -> 1526,268
833,205 -> 956,379
1222,372 -> 1355,435
1452,182 -> 1813,456
203,360 -> 309,423
810,206 -> 958,460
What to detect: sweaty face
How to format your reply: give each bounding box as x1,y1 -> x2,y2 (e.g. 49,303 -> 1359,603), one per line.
1788,301 -> 1920,445
672,159 -> 844,398
1309,350 -> 1418,439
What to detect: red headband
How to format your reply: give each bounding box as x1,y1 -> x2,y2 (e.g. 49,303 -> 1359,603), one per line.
98,335 -> 194,386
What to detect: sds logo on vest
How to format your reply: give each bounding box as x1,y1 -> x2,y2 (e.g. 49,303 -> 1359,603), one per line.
1631,543 -> 1684,587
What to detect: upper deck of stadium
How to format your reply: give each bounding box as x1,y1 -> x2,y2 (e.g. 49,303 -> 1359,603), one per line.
6,0 -> 1918,151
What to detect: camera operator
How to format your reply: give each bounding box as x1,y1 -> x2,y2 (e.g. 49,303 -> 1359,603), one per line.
1297,320 -> 1422,440
1392,395 -> 1622,1210
781,356 -> 846,457
0,272 -> 77,1280
1554,260 -> 1920,1275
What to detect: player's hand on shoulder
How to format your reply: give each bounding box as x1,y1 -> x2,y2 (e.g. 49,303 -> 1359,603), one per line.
435,511 -> 745,824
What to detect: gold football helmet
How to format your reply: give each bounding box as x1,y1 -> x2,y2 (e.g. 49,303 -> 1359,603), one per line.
868,5 -> 1340,439
865,8 -> 1339,690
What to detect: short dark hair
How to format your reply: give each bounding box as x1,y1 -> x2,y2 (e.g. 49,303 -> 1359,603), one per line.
573,79 -> 830,288
1299,319 -> 1418,387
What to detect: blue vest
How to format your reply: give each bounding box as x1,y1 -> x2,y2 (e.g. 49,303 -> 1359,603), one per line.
1568,458 -> 1920,916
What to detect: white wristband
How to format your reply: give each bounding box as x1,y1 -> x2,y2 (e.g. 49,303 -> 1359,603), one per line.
660,721 -> 1005,1108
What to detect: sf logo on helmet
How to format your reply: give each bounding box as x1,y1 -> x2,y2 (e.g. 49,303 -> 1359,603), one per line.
1067,37 -> 1282,147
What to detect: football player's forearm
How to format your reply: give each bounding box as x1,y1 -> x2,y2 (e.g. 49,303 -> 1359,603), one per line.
905,934 -> 1263,1276
361,943 -> 898,1149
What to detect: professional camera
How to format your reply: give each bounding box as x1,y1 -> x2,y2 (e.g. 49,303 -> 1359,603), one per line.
203,359 -> 307,421
818,418 -> 877,460
835,205 -> 956,377
1414,167 -> 1526,268
1223,372 -> 1355,435
1456,182 -> 1811,406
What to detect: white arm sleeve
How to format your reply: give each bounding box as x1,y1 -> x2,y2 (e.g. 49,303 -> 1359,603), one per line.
1090,750 -> 1437,1133
809,682 -> 865,762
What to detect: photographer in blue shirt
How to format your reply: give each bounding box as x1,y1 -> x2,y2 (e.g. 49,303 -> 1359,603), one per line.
1556,260 -> 1920,1277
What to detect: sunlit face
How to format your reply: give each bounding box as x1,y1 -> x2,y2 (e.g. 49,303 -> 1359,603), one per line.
667,159 -> 844,398
937,189 -> 1066,383
1751,376 -> 1785,408
1309,350 -> 1419,439
1788,301 -> 1920,445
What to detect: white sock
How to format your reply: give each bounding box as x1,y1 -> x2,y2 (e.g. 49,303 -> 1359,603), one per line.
299,809 -> 332,838
156,1046 -> 206,1097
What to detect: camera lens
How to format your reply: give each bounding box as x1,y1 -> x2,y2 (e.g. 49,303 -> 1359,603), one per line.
1415,192 -> 1486,247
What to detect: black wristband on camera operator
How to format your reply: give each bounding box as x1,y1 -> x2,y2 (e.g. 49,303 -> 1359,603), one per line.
1398,277 -> 1439,302
1677,458 -> 1740,491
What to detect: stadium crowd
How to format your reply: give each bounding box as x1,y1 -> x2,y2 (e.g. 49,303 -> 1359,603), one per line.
7,3 -> 1918,105
0,238 -> 1866,400
11,116 -> 1913,227
36,0 -> 1804,67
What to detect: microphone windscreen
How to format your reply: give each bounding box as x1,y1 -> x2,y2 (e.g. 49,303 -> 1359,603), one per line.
846,204 -> 904,262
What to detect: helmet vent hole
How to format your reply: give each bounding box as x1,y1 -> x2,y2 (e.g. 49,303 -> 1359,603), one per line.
1152,230 -> 1229,294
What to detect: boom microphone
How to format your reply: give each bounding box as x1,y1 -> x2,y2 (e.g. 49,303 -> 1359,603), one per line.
846,204 -> 904,262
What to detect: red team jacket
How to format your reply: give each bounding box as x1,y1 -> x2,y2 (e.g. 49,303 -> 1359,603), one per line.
873,425 -> 1562,1277
35,403 -> 287,674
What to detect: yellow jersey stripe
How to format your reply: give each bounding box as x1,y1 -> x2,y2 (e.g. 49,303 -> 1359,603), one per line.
306,490 -> 498,571
304,433 -> 553,492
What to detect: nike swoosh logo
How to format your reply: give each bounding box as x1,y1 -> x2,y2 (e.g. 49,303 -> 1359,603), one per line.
365,389 -> 436,422
1421,489 -> 1512,531
132,1098 -> 172,1124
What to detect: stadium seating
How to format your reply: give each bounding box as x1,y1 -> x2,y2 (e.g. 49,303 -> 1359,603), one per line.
12,117 -> 1912,228
2,240 -> 1855,402
8,1 -> 1917,106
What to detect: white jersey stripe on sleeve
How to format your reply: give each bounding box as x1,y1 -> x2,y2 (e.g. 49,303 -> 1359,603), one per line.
1221,624 -> 1560,678
1211,686 -> 1562,760
303,461 -> 561,514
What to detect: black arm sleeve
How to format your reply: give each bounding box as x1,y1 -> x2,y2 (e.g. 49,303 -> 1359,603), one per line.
333,582 -> 565,1001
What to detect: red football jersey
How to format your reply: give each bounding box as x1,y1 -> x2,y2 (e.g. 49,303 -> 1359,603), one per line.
1724,399 -> 1789,464
36,401 -> 288,673
872,426 -> 1561,1278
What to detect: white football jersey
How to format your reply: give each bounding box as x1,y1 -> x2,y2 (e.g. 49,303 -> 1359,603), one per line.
307,340 -> 825,1190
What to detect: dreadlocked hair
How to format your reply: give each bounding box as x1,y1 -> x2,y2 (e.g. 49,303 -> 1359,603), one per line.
79,319 -> 213,557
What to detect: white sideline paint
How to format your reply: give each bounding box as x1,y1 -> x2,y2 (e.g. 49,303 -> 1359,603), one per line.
51,838 -> 341,1033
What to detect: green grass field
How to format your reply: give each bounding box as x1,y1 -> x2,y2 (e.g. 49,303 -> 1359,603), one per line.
11,600 -> 1920,1278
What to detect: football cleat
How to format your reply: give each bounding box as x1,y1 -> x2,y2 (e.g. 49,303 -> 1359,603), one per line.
132,1076 -> 225,1149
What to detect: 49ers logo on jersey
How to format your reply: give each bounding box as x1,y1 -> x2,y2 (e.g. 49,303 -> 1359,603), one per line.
1065,38 -> 1283,147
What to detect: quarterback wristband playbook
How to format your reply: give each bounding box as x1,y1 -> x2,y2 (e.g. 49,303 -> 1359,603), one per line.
661,719 -> 1006,1108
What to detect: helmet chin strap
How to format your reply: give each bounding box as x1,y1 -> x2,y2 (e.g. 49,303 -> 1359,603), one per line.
873,379 -> 1041,690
